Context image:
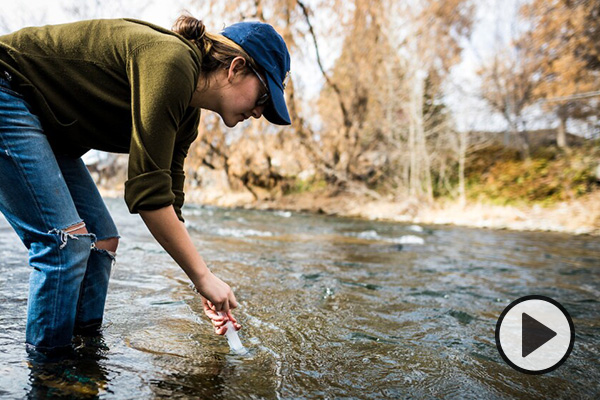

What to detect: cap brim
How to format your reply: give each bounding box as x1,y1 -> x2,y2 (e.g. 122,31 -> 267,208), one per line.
263,73 -> 291,125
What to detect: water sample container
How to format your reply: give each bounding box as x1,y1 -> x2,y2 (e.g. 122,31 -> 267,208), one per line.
219,312 -> 248,355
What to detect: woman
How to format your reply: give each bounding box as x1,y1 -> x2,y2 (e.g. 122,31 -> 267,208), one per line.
0,15 -> 291,354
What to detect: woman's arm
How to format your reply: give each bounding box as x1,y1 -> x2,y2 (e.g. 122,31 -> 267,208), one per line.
139,205 -> 240,333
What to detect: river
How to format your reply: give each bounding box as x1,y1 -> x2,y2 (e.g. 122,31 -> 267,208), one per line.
0,198 -> 599,399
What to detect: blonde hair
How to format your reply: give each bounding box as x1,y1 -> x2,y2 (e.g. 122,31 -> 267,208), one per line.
172,15 -> 261,79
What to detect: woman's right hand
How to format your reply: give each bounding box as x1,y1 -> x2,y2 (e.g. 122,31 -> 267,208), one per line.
194,271 -> 238,313
194,272 -> 241,335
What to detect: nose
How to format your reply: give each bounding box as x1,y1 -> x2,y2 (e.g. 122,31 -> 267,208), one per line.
251,105 -> 265,119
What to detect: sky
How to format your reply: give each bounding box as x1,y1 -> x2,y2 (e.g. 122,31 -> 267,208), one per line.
0,0 -> 203,33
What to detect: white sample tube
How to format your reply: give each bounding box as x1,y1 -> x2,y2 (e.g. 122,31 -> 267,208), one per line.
219,312 -> 248,355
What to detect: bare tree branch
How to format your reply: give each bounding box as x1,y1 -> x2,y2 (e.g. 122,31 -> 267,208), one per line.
296,0 -> 352,129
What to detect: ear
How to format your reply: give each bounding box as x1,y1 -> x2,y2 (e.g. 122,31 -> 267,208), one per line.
227,56 -> 247,81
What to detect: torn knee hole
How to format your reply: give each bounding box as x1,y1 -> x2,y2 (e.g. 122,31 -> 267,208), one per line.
94,237 -> 118,253
65,222 -> 88,235
91,244 -> 117,262
48,222 -> 90,249
92,246 -> 117,257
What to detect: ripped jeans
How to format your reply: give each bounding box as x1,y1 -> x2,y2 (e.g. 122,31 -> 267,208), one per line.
0,72 -> 119,351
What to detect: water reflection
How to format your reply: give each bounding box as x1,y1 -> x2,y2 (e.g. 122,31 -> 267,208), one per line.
147,352 -> 282,400
27,337 -> 109,399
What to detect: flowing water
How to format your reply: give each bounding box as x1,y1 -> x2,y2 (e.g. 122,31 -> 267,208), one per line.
0,198 -> 599,399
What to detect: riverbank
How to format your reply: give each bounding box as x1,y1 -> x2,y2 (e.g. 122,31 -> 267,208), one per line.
251,189 -> 600,236
93,137 -> 600,236
99,186 -> 600,235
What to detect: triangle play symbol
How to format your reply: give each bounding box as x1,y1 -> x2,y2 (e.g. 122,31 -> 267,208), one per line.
522,313 -> 557,358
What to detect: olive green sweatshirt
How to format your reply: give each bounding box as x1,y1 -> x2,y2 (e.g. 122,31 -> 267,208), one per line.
0,18 -> 202,222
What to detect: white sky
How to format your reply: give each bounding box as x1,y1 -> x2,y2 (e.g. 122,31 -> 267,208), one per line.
0,0 -> 181,29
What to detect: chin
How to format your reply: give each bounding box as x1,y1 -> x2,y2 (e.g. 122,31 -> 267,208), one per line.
221,116 -> 239,128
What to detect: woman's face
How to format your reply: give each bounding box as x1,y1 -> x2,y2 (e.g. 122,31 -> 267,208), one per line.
209,57 -> 269,128
219,71 -> 267,127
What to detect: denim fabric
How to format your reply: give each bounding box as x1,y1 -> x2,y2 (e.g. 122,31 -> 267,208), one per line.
0,72 -> 119,350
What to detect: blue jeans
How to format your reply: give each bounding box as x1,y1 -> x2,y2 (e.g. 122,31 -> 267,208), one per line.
0,71 -> 119,352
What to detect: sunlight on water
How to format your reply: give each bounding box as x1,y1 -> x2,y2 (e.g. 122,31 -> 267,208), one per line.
0,198 -> 599,399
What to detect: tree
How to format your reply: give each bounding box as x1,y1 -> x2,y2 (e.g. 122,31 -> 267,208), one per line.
477,35 -> 539,158
188,0 -> 474,202
316,0 -> 394,182
521,0 -> 600,148
389,0 -> 475,199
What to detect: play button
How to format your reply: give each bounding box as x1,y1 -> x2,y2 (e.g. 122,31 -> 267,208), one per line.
495,295 -> 574,374
521,312 -> 556,357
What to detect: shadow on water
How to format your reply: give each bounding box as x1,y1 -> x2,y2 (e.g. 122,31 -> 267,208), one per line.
0,198 -> 599,399
26,341 -> 109,399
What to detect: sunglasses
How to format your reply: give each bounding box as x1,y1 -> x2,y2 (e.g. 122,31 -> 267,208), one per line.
248,64 -> 270,106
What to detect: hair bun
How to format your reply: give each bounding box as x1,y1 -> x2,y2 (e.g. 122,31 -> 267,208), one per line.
172,15 -> 206,42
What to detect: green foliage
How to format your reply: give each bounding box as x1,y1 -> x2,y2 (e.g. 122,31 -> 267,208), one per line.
464,144 -> 599,206
283,177 -> 328,195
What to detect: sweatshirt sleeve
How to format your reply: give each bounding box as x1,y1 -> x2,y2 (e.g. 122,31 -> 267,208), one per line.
123,41 -> 198,216
171,110 -> 200,222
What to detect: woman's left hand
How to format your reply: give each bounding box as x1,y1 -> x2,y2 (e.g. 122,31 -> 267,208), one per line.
202,297 -> 242,335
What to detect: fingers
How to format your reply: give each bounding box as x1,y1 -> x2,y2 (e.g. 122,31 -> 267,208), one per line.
195,273 -> 237,313
224,310 -> 241,331
196,279 -> 241,335
210,294 -> 237,313
215,325 -> 227,335
226,310 -> 237,324
202,299 -> 223,318
229,292 -> 238,309
201,297 -> 241,334
202,301 -> 225,328
205,294 -> 235,314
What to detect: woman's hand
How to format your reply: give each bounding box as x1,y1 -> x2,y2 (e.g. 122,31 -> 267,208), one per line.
193,271 -> 241,335
138,207 -> 241,336
202,295 -> 242,335
193,270 -> 238,311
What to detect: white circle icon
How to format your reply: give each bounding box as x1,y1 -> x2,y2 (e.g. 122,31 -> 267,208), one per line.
495,295 -> 574,374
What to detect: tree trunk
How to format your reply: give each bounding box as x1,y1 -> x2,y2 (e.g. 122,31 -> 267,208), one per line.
517,130 -> 530,159
557,112 -> 568,149
406,68 -> 433,201
503,130 -> 511,147
458,129 -> 467,206
408,110 -> 417,195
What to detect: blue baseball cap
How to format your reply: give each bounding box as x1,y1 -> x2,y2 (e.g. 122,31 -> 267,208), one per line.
221,21 -> 291,125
